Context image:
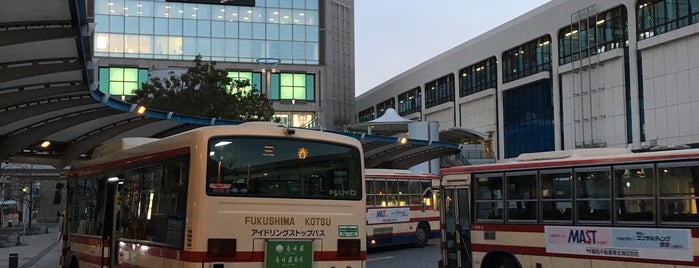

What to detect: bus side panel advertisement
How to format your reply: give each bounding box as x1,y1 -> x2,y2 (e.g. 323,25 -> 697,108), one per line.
367,208 -> 410,224
545,226 -> 692,262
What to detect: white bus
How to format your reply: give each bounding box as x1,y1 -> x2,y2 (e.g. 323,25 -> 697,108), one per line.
61,122 -> 366,268
438,147 -> 699,268
365,169 -> 439,249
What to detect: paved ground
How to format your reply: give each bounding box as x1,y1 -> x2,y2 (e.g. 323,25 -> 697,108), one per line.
0,223 -> 61,268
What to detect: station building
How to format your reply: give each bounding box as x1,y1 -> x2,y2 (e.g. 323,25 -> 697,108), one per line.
92,0 -> 354,131
355,0 -> 699,160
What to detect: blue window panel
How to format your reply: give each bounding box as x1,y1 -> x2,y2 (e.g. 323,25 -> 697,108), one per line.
253,23 -> 265,39
225,21 -> 238,38
212,38 -> 225,57
253,40 -> 265,59
125,17 -> 139,34
239,22 -> 252,38
183,19 -> 196,37
169,19 -> 183,36
197,20 -> 211,37
154,18 -> 168,35
270,73 -> 280,100
212,21 -> 224,38
252,72 -> 262,92
197,38 -> 211,57
95,15 -> 109,33
110,15 -> 124,32
99,68 -> 110,94
305,74 -> 314,101
183,37 -> 197,56
139,17 -> 153,34
225,39 -> 238,58
138,69 -> 148,87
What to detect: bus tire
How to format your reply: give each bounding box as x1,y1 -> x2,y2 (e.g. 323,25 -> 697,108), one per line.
69,256 -> 79,268
414,223 -> 430,248
481,252 -> 520,268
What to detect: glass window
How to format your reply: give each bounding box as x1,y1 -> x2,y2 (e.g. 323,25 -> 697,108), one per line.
474,174 -> 503,221
197,20 -> 210,36
575,168 -> 612,222
459,57 -> 497,97
206,137 -> 363,200
183,19 -> 196,36
139,17 -> 153,34
540,171 -> 573,221
69,178 -> 103,235
211,21 -> 224,38
358,107 -> 375,122
253,23 -> 266,39
502,35 -> 551,83
110,15 -> 124,33
169,19 -> 182,36
637,0 -> 699,40
95,15 -> 109,32
183,37 -> 197,56
293,24 -> 305,41
658,162 -> 699,224
614,165 -> 655,223
225,21 -> 239,38
118,158 -> 188,247
197,38 -> 211,57
424,74 -> 455,108
502,80 -> 555,158
397,87 -> 421,116
376,98 -> 395,116
154,18 -> 168,35
506,173 -> 537,221
239,22 -> 252,38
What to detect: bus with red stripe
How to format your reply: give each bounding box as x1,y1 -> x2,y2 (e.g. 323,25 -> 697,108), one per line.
365,169 -> 439,249
61,122 -> 366,268
438,147 -> 699,268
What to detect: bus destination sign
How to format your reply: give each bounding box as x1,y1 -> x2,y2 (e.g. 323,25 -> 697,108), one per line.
166,0 -> 254,6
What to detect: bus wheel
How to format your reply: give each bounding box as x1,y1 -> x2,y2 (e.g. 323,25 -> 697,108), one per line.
69,257 -> 79,268
496,255 -> 519,268
414,223 -> 430,248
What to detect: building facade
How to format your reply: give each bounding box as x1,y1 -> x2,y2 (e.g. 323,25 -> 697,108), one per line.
91,0 -> 355,131
356,0 -> 699,159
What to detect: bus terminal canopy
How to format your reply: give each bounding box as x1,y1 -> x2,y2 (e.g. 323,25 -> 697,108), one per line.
0,0 -> 460,170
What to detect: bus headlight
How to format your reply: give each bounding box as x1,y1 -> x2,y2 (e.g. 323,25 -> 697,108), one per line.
207,238 -> 237,258
337,239 -> 360,258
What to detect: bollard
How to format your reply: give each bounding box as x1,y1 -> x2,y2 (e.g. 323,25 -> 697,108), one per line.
9,253 -> 18,268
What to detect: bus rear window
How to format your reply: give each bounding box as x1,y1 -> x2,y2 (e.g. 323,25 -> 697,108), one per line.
206,137 -> 362,200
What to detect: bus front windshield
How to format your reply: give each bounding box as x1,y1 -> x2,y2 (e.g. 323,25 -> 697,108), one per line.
206,137 -> 362,200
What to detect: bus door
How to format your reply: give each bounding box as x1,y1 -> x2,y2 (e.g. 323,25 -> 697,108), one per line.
102,177 -> 120,267
442,187 -> 472,268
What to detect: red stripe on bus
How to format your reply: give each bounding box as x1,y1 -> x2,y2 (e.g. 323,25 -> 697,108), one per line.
71,250 -> 110,266
70,147 -> 189,176
115,241 -> 365,262
472,243 -> 699,265
367,216 -> 440,226
69,234 -> 109,247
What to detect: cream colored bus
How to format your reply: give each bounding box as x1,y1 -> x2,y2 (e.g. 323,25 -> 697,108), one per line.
61,122 -> 366,268
439,147 -> 699,268
365,169 -> 439,249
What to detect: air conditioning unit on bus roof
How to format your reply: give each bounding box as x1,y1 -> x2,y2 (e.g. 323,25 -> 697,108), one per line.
92,137 -> 160,159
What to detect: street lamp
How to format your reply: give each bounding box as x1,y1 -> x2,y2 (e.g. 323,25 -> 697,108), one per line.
256,57 -> 281,95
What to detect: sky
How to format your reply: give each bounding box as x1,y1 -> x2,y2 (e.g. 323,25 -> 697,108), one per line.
354,0 -> 551,96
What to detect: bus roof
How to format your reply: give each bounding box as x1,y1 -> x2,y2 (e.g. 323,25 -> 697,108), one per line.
441,147 -> 699,174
